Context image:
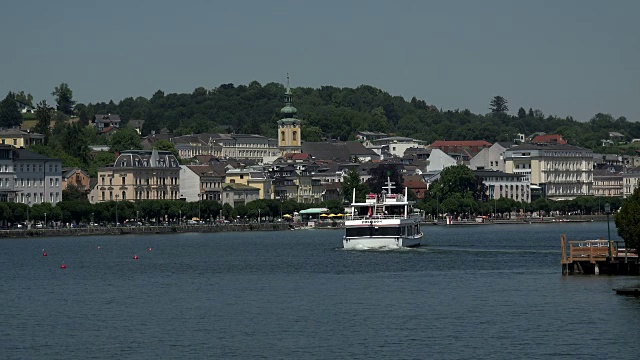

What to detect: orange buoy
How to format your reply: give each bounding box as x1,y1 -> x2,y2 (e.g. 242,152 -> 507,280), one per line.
133,255 -> 139,260
60,263 -> 67,269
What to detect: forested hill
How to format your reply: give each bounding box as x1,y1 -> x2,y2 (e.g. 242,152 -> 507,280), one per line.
81,81 -> 637,152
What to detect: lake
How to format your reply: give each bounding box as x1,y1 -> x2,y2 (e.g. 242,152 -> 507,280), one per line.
1,222 -> 639,359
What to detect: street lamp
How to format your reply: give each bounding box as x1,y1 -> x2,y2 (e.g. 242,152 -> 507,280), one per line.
198,194 -> 201,223
115,194 -> 119,225
604,203 -> 611,242
26,195 -> 31,229
91,212 -> 94,226
44,212 -> 47,229
258,208 -> 261,225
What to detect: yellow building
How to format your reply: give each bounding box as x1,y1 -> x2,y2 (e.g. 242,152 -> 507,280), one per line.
225,167 -> 273,200
277,75 -> 302,155
0,128 -> 44,148
89,149 -> 181,203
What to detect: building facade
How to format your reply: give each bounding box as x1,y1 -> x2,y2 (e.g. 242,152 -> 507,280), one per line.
504,144 -> 593,200
0,145 -> 16,202
0,128 -> 44,148
221,183 -> 260,208
13,149 -> 63,206
90,149 -> 180,203
593,167 -> 623,197
179,165 -> 224,202
475,170 -> 531,203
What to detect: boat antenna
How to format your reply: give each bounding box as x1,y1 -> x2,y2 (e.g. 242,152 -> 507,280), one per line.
383,170 -> 395,194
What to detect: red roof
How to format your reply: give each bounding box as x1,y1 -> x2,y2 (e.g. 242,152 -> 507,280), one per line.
531,134 -> 567,144
430,140 -> 492,147
403,180 -> 428,189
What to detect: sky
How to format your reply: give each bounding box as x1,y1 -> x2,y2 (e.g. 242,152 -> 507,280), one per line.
1,0 -> 639,122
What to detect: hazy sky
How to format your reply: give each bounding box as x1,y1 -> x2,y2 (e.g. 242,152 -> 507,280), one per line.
2,0 -> 638,122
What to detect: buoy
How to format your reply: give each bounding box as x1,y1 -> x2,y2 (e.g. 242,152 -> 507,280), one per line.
97,246 -> 101,250
42,252 -> 47,257
60,263 -> 67,269
148,247 -> 152,251
133,255 -> 139,260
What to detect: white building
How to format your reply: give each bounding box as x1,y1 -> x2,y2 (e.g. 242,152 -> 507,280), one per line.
474,170 -> 531,203
469,142 -> 512,171
13,148 -> 63,206
426,149 -> 458,172
504,144 -> 593,200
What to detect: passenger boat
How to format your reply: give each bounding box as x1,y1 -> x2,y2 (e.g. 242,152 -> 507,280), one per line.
343,178 -> 423,249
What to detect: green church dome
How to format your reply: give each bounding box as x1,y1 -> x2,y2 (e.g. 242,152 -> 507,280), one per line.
280,105 -> 297,114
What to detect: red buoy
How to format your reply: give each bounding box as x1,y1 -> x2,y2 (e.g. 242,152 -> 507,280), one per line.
60,263 -> 67,269
133,255 -> 139,260
42,252 -> 47,257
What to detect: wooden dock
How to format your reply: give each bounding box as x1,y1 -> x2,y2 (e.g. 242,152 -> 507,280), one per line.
560,234 -> 639,275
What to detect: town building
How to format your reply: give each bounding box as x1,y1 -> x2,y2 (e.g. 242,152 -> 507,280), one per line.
12,148 -> 63,206
474,170 -> 531,203
623,167 -> 640,198
0,144 -> 17,202
504,143 -> 593,200
592,166 -> 623,197
225,166 -> 273,200
469,142 -> 513,171
92,114 -> 121,130
0,128 -> 44,148
179,164 -> 224,202
89,149 -> 180,203
61,167 -> 91,192
221,183 -> 260,208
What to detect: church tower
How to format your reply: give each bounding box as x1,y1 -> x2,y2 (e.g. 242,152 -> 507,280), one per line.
277,74 -> 302,155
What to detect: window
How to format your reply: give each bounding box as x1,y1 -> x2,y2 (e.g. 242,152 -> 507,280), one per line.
281,131 -> 285,143
121,177 -> 125,185
292,131 -> 297,141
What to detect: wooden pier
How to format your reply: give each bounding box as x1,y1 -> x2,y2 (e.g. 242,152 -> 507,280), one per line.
560,234 -> 639,275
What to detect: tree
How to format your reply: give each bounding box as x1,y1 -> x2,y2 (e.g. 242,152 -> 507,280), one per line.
517,107 -> 526,119
110,127 -> 142,152
366,164 -> 402,194
489,96 -> 508,114
342,168 -> 369,202
428,165 -> 483,201
615,188 -> 640,250
62,184 -> 87,202
0,92 -> 22,128
33,100 -> 52,144
15,91 -> 33,107
154,139 -> 180,159
52,83 -> 76,115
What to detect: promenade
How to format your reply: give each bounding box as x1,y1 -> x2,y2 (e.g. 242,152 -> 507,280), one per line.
0,222 -> 290,238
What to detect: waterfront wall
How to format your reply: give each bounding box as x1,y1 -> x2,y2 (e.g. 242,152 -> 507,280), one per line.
0,223 -> 290,239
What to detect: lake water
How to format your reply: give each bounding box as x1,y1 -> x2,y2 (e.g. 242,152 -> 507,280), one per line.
1,222 -> 639,359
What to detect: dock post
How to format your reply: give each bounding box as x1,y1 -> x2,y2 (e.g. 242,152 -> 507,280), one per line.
594,263 -> 600,275
561,234 -> 567,275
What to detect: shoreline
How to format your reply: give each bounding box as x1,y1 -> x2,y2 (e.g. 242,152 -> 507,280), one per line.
0,223 -> 291,238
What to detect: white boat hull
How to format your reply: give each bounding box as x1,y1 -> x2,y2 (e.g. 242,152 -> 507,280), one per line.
342,235 -> 422,249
